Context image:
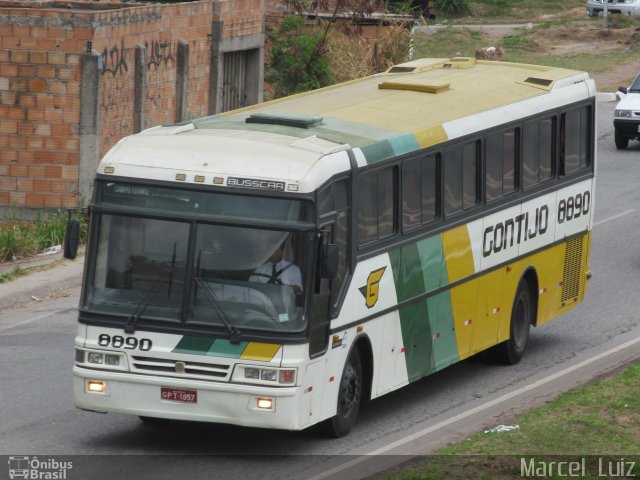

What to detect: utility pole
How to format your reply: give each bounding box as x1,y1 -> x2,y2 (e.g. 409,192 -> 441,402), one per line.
604,0 -> 609,29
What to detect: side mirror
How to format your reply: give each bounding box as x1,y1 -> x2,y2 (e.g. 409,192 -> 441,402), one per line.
321,244 -> 338,279
618,86 -> 628,94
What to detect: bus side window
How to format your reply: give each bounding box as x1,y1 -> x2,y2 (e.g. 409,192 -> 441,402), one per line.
485,128 -> 518,202
357,167 -> 396,246
402,153 -> 439,231
560,106 -> 590,176
523,117 -> 555,190
444,140 -> 479,217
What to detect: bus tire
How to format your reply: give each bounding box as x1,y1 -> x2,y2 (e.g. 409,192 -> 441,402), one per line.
614,130 -> 629,150
492,279 -> 532,365
63,219 -> 80,259
324,350 -> 363,438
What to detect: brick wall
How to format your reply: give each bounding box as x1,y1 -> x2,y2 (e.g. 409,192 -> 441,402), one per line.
0,0 -> 264,212
92,2 -> 217,158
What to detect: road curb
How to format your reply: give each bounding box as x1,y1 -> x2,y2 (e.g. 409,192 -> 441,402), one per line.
0,253 -> 84,310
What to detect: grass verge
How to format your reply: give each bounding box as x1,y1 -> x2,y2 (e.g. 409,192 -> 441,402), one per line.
0,266 -> 26,283
0,210 -> 87,263
384,362 -> 640,479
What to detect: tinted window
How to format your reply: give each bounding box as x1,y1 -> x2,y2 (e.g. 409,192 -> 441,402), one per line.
444,141 -> 478,216
485,129 -> 517,202
561,106 -> 591,176
358,167 -> 396,246
402,154 -> 438,230
523,118 -> 554,190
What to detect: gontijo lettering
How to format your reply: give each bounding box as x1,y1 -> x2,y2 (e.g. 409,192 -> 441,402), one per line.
483,205 -> 549,257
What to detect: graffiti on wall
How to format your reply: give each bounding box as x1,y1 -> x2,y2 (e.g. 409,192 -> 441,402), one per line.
99,38 -> 178,151
145,40 -> 175,70
101,39 -> 128,77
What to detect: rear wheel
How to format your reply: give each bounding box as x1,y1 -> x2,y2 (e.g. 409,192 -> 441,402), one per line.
492,280 -> 532,365
615,129 -> 629,150
324,350 -> 362,438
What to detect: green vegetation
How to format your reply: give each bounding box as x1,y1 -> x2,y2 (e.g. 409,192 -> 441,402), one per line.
266,16 -> 334,98
385,363 -> 640,479
0,210 -> 87,263
0,266 -> 26,283
432,0 -> 471,17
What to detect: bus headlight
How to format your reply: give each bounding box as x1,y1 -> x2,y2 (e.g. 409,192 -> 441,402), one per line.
233,365 -> 297,386
76,348 -> 128,371
615,109 -> 632,118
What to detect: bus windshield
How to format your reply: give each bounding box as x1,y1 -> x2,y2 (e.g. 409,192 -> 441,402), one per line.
83,182 -> 314,335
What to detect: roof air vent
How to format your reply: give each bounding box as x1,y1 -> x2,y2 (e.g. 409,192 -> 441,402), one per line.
378,80 -> 450,94
246,112 -> 323,129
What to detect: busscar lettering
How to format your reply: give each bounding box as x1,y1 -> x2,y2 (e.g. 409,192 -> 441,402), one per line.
483,205 -> 549,257
227,177 -> 285,191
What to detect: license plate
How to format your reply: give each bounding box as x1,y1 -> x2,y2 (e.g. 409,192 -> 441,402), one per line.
160,387 -> 197,404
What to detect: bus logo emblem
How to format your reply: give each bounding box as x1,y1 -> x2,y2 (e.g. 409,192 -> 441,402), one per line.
359,267 -> 386,309
175,361 -> 186,374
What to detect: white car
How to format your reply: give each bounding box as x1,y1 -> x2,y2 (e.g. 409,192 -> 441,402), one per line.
586,0 -> 640,17
614,74 -> 640,149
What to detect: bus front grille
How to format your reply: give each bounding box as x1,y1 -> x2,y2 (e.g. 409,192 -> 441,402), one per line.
561,237 -> 583,303
131,355 -> 231,381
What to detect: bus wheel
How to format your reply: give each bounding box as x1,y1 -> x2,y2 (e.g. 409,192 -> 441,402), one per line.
325,350 -> 362,438
492,280 -> 532,365
614,130 -> 629,150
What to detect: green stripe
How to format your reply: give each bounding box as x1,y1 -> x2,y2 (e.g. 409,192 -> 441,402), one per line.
361,141 -> 396,164
388,134 -> 420,156
173,336 -> 249,358
390,243 -> 435,381
208,339 -> 248,358
173,336 -> 215,355
417,235 -> 460,370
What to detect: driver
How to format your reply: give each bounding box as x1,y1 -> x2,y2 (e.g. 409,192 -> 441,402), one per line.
250,240 -> 303,294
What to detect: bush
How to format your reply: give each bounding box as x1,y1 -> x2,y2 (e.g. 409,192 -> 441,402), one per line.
432,0 -> 471,16
266,16 -> 334,98
0,210 -> 88,262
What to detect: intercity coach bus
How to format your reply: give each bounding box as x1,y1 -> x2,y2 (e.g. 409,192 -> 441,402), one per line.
73,57 -> 595,437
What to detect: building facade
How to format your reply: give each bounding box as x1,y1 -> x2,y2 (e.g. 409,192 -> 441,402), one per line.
0,0 -> 264,212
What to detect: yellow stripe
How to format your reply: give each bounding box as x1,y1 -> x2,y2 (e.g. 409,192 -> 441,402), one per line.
441,225 -> 475,282
240,342 -> 281,362
414,125 -> 447,148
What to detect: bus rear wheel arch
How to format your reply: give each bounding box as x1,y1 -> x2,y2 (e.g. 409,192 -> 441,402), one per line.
491,276 -> 535,365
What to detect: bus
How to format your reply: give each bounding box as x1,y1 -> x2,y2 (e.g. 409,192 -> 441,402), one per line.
72,57 -> 595,437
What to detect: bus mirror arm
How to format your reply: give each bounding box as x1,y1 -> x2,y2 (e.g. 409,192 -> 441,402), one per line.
321,244 -> 339,279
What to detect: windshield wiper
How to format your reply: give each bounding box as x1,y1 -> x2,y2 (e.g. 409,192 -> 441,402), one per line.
124,279 -> 169,334
194,277 -> 242,343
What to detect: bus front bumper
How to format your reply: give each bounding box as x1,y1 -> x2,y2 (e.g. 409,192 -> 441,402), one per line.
73,366 -> 305,430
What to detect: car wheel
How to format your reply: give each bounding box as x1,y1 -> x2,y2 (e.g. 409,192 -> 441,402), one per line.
615,129 -> 629,150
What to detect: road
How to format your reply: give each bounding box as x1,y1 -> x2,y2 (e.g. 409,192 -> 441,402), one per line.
1,102 -> 639,480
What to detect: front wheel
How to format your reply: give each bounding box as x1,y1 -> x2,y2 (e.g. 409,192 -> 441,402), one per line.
491,280 -> 532,365
615,129 -> 629,150
323,350 -> 362,438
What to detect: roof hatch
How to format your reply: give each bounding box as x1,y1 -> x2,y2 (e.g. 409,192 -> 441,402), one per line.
378,80 -> 450,94
246,112 -> 323,129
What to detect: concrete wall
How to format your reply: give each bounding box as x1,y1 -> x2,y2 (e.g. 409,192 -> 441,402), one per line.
0,0 -> 265,213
